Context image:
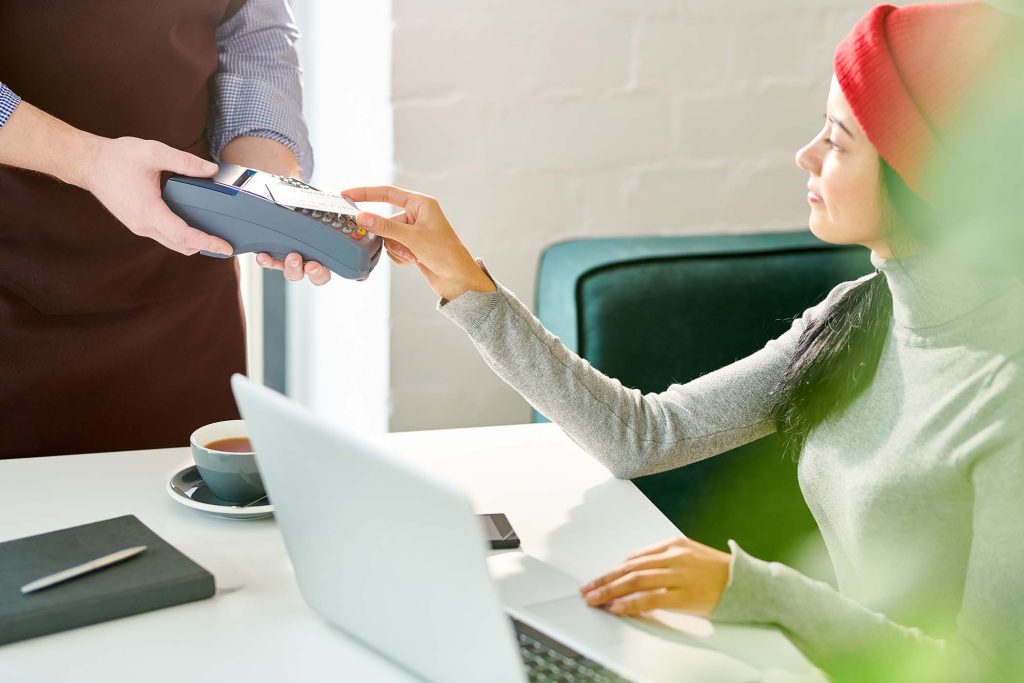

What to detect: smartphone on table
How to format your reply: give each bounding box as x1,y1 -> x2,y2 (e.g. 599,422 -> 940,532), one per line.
479,513 -> 520,550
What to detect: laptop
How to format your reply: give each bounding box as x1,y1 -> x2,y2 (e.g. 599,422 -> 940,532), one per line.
231,375 -> 760,683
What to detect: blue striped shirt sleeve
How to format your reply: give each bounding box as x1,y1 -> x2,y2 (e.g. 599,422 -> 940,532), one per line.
208,0 -> 314,180
0,82 -> 23,128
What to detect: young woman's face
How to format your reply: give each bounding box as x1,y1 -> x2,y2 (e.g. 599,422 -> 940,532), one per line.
796,77 -> 889,256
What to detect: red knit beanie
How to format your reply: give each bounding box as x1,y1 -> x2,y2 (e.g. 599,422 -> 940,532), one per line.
833,2 -> 1018,192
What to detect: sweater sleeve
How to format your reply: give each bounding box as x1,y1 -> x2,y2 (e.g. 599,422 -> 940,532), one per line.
712,439 -> 1024,681
438,269 -> 867,479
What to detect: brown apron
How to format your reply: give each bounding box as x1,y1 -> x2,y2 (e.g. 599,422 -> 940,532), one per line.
0,0 -> 250,458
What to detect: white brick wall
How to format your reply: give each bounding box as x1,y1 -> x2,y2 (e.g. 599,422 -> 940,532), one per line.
388,0 -> 880,431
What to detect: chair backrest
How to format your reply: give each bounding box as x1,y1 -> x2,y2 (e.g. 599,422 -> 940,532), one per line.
535,232 -> 873,561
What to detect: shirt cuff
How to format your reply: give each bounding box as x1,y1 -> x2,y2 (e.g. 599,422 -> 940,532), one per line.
0,83 -> 22,128
207,74 -> 313,180
222,127 -> 309,176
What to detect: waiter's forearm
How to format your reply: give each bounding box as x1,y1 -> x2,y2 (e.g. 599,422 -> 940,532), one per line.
219,135 -> 301,179
0,100 -> 103,189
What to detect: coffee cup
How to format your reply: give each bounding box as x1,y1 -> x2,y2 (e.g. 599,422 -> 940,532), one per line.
189,420 -> 265,504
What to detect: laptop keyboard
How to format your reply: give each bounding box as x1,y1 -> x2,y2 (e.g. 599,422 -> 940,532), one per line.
513,618 -> 632,683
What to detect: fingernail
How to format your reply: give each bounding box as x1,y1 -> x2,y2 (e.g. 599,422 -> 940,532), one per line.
289,259 -> 300,269
310,266 -> 320,274
609,603 -> 625,614
585,591 -> 599,604
357,213 -> 372,228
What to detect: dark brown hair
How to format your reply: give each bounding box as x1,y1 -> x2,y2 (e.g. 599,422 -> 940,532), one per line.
768,159 -> 924,458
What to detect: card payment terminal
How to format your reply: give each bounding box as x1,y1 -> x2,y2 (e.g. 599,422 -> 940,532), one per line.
162,164 -> 382,280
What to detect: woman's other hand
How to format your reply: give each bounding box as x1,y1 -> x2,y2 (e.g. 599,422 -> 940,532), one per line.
579,537 -> 731,617
342,185 -> 496,301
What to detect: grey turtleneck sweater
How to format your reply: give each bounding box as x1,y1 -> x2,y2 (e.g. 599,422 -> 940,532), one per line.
438,251 -> 1024,678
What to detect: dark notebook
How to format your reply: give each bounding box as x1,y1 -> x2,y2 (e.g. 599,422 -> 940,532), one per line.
0,515 -> 215,646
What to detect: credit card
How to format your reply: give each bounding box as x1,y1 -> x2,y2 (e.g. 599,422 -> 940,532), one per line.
267,185 -> 361,216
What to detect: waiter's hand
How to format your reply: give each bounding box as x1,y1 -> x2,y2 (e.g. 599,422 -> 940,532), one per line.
255,252 -> 332,286
0,101 -> 232,256
84,137 -> 234,256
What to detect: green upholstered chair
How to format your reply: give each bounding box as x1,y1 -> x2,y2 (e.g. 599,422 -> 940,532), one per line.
534,232 -> 873,563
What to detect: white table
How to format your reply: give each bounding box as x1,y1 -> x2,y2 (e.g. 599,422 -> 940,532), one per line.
0,423 -> 821,682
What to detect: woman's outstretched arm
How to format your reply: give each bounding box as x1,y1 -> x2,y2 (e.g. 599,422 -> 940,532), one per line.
345,184 -> 859,478
438,273 -> 803,478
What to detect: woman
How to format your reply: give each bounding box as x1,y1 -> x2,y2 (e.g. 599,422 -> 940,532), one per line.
349,4 -> 1024,679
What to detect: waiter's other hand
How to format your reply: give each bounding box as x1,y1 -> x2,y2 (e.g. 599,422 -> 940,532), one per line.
342,185 -> 495,302
84,137 -> 234,256
218,135 -> 330,286
255,252 -> 331,286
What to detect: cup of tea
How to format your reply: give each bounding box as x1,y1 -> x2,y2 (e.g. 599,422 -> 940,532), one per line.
189,420 -> 265,504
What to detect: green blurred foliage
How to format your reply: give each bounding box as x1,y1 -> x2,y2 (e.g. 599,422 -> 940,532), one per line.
920,22 -> 1024,277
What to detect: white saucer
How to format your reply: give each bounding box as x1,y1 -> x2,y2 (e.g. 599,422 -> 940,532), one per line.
166,465 -> 274,520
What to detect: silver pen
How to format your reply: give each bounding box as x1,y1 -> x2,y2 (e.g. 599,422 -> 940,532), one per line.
20,545 -> 148,595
